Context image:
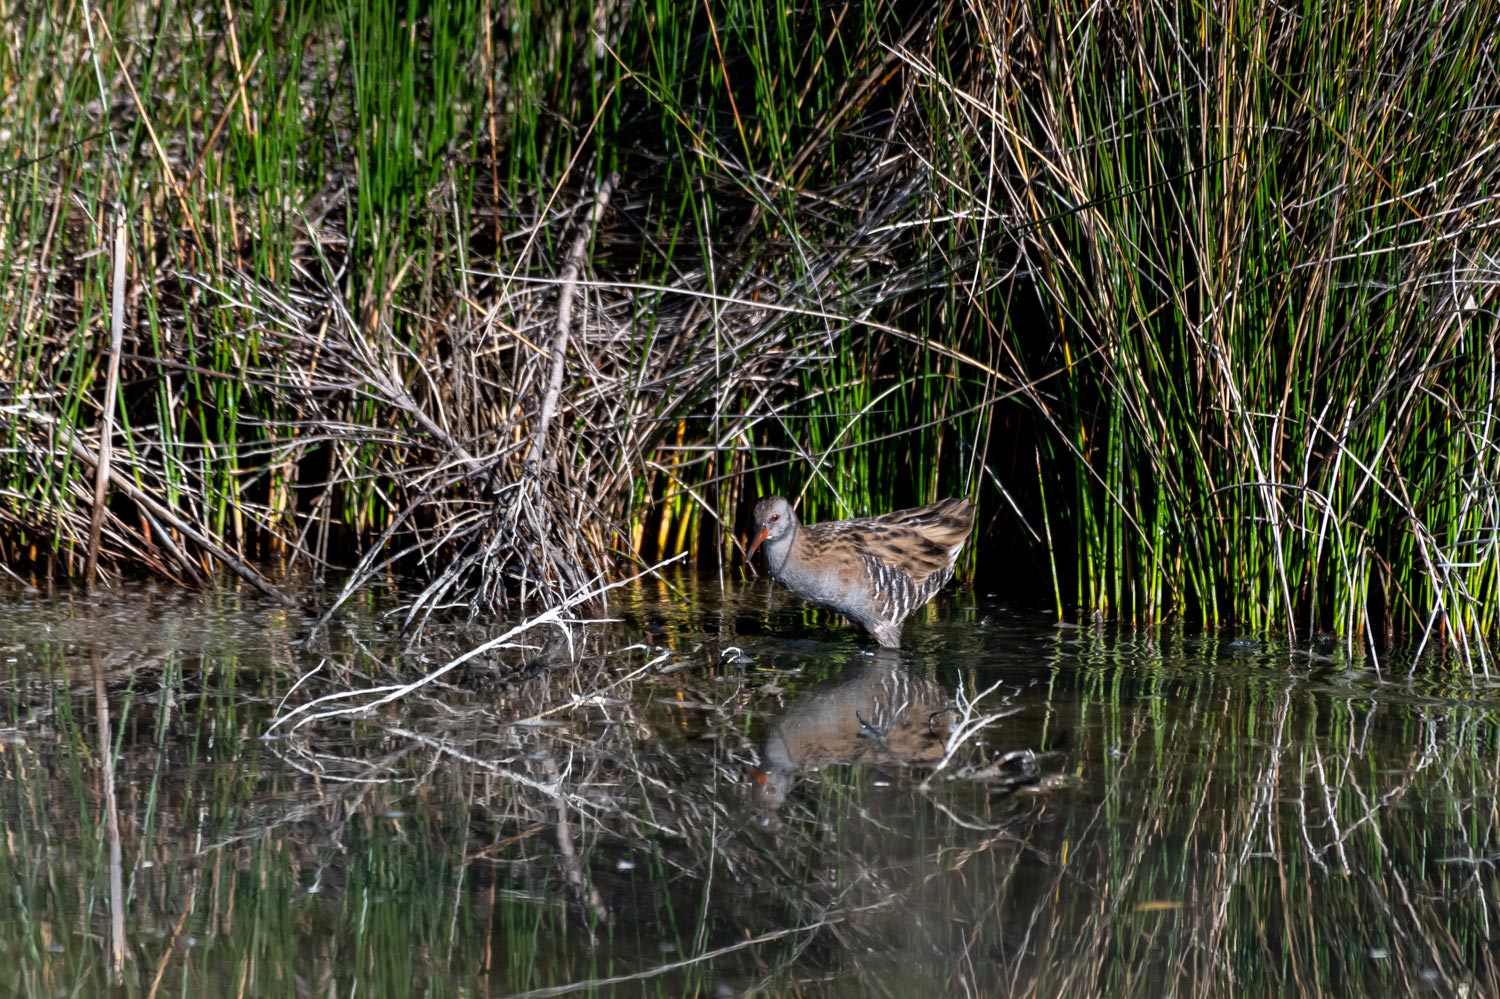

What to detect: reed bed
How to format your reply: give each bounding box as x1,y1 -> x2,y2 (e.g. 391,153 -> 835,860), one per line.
1,1 -> 1497,652
961,0 -> 1500,652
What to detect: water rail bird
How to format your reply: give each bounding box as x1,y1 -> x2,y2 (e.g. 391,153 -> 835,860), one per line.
745,495 -> 974,648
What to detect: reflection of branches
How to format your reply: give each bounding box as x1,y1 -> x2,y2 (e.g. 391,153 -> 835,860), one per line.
501,919 -> 845,999
540,750 -> 610,927
921,679 -> 1021,789
267,553 -> 684,734
265,607 -> 1057,985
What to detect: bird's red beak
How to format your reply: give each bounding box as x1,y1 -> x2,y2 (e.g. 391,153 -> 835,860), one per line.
745,526 -> 770,560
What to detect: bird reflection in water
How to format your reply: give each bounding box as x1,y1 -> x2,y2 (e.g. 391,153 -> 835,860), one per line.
751,651 -> 954,811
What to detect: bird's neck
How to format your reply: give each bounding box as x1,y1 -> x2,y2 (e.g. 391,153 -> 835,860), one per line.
763,522 -> 800,578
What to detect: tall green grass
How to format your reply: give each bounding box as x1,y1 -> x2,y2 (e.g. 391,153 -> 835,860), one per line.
1,0 -> 489,578
935,2 -> 1500,647
1,1 -> 1497,653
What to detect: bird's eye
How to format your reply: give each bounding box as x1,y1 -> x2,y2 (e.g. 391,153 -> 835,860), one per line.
770,514 -> 780,522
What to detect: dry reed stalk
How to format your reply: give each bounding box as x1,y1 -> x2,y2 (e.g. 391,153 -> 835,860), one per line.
85,207 -> 128,588
532,172 -> 619,467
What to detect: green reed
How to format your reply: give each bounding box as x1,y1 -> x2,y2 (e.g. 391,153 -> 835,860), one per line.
914,0 -> 1500,646
2,0 -> 1497,654
2,0 -> 489,569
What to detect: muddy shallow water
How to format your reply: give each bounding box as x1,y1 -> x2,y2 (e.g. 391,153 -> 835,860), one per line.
0,575 -> 1496,997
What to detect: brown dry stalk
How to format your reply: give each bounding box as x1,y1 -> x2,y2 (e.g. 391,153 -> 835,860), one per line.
532,172 -> 621,467
86,207 -> 128,587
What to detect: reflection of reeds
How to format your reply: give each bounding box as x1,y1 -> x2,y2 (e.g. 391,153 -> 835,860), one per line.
1,585 -> 1497,994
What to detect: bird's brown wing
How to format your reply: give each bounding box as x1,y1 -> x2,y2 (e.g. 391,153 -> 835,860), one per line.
856,498 -> 975,588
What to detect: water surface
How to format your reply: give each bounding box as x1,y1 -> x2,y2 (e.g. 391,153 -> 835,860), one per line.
0,576 -> 1495,997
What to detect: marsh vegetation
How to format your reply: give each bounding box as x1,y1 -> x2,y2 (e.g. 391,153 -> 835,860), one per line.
3,1 -> 1497,653
3,6 -> 1500,991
